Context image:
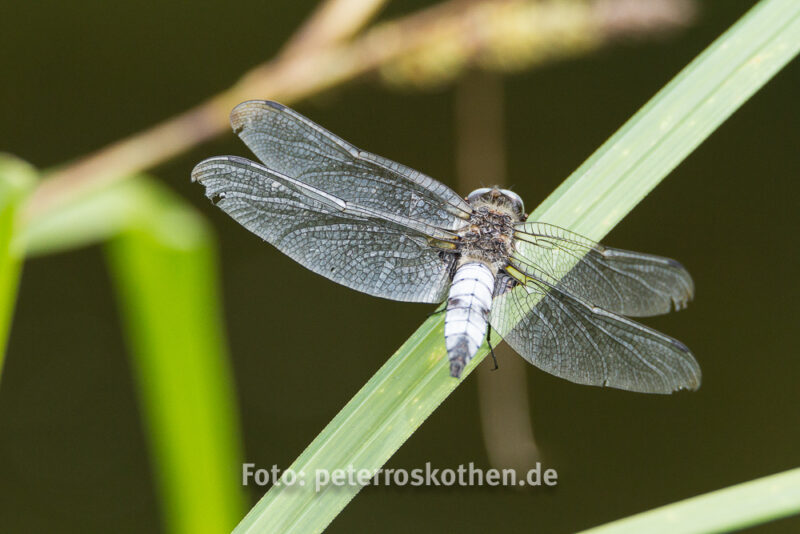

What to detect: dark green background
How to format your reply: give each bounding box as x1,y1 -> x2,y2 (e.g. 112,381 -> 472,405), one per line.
2,1 -> 798,532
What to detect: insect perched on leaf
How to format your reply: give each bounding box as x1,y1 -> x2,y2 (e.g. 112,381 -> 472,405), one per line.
192,101 -> 700,394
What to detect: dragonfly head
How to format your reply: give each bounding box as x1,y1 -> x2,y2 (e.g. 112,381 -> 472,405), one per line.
466,187 -> 525,220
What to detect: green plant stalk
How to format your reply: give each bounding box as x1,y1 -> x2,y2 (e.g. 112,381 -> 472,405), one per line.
21,177 -> 157,257
105,178 -> 246,534
0,155 -> 36,381
579,467 -> 800,534
234,0 -> 800,532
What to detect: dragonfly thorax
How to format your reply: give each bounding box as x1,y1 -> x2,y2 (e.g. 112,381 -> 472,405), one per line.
457,189 -> 526,271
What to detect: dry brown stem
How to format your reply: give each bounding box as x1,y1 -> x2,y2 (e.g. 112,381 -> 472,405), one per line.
24,0 -> 694,221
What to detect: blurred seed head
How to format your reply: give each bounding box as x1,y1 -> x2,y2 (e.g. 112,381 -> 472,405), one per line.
380,0 -> 697,90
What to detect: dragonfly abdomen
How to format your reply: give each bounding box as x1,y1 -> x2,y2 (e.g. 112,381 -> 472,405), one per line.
444,262 -> 495,378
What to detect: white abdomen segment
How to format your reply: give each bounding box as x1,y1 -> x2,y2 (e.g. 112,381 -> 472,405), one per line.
445,262 -> 496,377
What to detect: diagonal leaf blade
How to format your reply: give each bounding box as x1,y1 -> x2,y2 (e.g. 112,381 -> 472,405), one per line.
535,0 -> 800,237
578,467 -> 800,534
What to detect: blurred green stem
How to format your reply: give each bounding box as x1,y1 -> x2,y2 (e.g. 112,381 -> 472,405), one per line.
0,155 -> 36,381
105,179 -> 246,534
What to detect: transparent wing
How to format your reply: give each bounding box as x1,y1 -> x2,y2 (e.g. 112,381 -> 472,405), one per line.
229,100 -> 473,231
490,277 -> 701,394
192,156 -> 457,303
511,222 -> 694,317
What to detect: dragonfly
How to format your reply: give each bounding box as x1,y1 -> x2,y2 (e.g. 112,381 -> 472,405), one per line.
192,100 -> 701,394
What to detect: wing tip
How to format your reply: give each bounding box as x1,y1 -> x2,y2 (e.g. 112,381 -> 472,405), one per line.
668,337 -> 691,354
666,257 -> 696,302
263,100 -> 286,111
190,157 -> 224,183
668,338 -> 702,392
674,373 -> 702,393
593,334 -> 702,394
665,257 -> 688,271
673,352 -> 702,393
191,155 -> 252,183
230,100 -> 287,133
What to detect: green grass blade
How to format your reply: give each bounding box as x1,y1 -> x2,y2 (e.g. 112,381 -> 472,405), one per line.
235,312 -> 479,534
0,155 -> 36,380
535,0 -> 800,238
234,0 -> 800,532
579,467 -> 800,534
105,178 -> 246,534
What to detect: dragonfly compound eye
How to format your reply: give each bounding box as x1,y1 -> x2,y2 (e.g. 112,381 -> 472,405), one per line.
498,189 -> 524,218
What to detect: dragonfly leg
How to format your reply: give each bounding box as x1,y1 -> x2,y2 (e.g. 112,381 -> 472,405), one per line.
487,328 -> 499,371
427,304 -> 447,318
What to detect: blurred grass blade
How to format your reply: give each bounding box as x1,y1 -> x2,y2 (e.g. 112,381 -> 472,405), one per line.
21,178 -> 157,257
579,467 -> 800,534
0,155 -> 36,380
105,177 -> 246,534
235,0 -> 800,532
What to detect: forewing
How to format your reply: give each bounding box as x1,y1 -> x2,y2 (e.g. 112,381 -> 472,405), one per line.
230,100 -> 472,231
192,156 -> 456,303
511,222 -> 694,317
490,278 -> 701,394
